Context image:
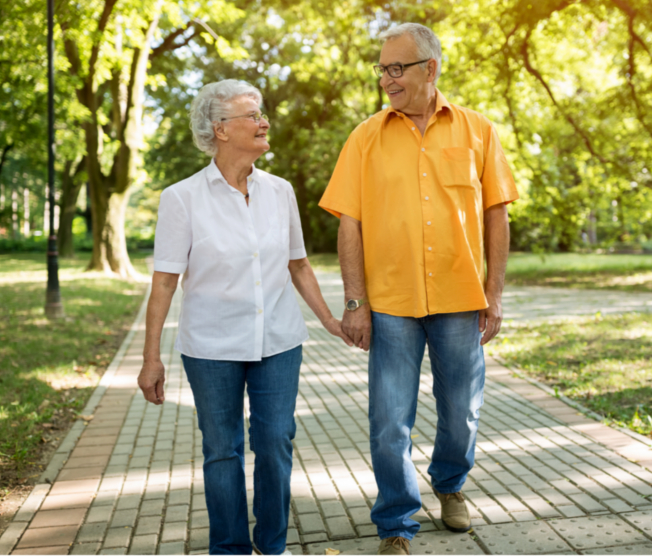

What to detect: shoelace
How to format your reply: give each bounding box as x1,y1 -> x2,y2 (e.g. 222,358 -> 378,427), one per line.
387,536 -> 410,553
442,491 -> 465,503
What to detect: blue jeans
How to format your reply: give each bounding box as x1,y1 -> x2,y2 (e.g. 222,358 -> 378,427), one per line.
368,311 -> 485,540
182,346 -> 302,555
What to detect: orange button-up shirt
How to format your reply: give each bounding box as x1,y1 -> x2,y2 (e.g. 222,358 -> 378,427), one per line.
318,89 -> 519,317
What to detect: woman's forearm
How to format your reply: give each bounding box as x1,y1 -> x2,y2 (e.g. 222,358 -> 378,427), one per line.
143,271 -> 180,362
288,258 -> 334,325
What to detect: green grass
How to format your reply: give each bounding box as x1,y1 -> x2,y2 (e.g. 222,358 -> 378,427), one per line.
506,252 -> 652,291
0,252 -> 149,496
488,312 -> 652,438
310,252 -> 652,291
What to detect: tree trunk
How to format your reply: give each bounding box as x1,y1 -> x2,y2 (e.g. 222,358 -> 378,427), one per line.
58,157 -> 86,257
84,12 -> 160,278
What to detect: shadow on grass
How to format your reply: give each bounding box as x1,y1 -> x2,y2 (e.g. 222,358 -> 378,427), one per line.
491,312 -> 652,437
0,262 -> 147,493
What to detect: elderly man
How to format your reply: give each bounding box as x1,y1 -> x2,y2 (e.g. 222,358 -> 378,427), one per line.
319,23 -> 518,555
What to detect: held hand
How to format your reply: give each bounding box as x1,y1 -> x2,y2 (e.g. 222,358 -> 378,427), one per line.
138,360 -> 166,405
342,305 -> 372,351
479,292 -> 503,346
323,316 -> 354,347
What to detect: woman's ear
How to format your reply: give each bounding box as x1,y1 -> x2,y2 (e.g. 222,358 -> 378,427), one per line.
214,121 -> 228,142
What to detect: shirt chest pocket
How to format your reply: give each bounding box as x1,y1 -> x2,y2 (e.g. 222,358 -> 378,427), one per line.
438,147 -> 479,189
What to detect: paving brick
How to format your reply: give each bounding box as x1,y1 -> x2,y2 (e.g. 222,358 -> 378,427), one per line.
0,521 -> 28,554
111,509 -> 139,528
41,492 -> 95,510
549,515 -> 647,550
165,504 -> 189,523
189,527 -> 209,550
135,516 -> 162,536
190,510 -> 209,530
12,546 -> 70,555
71,542 -> 101,554
158,541 -> 186,554
78,522 -> 109,543
141,498 -> 166,516
161,521 -> 187,543
15,526 -> 79,548
103,527 -> 133,549
129,534 -> 158,555
30,507 -> 87,528
298,512 -> 326,535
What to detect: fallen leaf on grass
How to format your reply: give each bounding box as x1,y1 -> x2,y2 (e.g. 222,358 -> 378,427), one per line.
79,415 -> 94,422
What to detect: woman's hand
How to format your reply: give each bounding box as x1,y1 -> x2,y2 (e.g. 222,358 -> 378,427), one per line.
323,316 -> 354,347
138,360 -> 166,405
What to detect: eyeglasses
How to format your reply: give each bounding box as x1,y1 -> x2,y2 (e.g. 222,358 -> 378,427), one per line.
218,112 -> 269,124
373,59 -> 430,78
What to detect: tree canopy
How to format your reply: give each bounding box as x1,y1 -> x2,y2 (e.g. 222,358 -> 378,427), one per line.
2,0 -> 651,260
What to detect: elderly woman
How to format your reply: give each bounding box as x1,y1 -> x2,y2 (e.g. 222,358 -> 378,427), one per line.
137,79 -> 351,555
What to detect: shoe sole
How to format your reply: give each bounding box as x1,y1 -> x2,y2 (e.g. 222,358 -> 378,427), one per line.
442,520 -> 472,533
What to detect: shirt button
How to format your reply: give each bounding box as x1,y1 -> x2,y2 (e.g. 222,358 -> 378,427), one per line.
428,247 -> 432,251
423,173 -> 427,177
427,221 -> 431,225
258,309 -> 263,314
253,252 -> 258,257
411,127 -> 415,131
425,196 -> 429,200
255,281 -> 261,286
421,148 -> 425,152
429,273 -> 433,277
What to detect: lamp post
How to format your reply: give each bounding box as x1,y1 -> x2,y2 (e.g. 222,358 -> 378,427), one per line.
44,0 -> 64,319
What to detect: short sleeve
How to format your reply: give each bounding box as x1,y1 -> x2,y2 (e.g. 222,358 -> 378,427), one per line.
287,185 -> 307,260
153,188 -> 191,274
318,129 -> 363,220
481,123 -> 519,210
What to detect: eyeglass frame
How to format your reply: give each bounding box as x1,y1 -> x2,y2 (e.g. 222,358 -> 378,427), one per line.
216,112 -> 269,124
373,59 -> 431,78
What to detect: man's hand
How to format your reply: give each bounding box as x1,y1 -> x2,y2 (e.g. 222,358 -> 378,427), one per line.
138,360 -> 166,405
479,292 -> 502,346
342,305 -> 372,351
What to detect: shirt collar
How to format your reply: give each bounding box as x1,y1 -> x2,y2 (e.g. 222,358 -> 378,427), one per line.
206,158 -> 259,192
382,88 -> 453,125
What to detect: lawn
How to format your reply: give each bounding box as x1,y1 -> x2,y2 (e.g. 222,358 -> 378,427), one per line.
487,312 -> 652,438
0,253 -> 149,502
506,252 -> 652,291
309,251 -> 652,291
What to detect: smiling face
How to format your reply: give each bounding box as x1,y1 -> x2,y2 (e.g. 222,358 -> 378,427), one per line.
378,34 -> 437,115
215,95 -> 270,157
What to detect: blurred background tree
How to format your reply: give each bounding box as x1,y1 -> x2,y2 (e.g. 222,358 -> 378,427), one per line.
2,0 -> 652,259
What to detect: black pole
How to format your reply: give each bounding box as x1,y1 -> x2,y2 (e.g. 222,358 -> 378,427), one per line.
45,0 -> 64,319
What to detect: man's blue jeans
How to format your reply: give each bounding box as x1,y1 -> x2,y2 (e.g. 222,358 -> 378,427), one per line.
368,311 -> 485,540
182,346 -> 302,555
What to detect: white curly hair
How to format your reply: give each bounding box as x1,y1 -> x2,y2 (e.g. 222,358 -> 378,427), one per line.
189,79 -> 263,156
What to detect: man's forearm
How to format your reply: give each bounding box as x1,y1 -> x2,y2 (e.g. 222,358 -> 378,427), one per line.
338,215 -> 367,299
484,203 -> 510,295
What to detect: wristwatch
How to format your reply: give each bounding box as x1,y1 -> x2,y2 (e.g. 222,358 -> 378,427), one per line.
345,298 -> 368,311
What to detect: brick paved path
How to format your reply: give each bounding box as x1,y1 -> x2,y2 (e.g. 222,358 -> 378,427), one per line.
3,274 -> 652,555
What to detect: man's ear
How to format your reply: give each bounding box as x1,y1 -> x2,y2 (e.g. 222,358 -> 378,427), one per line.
427,59 -> 438,83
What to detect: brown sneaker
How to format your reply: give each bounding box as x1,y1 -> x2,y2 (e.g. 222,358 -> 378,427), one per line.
436,490 -> 472,532
378,536 -> 411,555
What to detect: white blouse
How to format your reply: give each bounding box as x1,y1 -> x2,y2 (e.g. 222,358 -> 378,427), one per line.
153,160 -> 309,361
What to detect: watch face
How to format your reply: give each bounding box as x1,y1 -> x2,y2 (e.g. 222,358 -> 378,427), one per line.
346,299 -> 358,311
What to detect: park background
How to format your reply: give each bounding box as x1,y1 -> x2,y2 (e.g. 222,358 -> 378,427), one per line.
1,0 -> 652,528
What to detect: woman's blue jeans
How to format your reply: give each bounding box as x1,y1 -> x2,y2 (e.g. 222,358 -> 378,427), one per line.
368,311 -> 485,541
182,346 -> 302,555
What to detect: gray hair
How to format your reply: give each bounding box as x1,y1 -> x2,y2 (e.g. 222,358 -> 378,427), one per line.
379,23 -> 442,84
189,79 -> 263,156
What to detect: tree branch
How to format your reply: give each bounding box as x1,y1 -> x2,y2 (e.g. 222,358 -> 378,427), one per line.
149,25 -> 198,59
520,31 -> 606,164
